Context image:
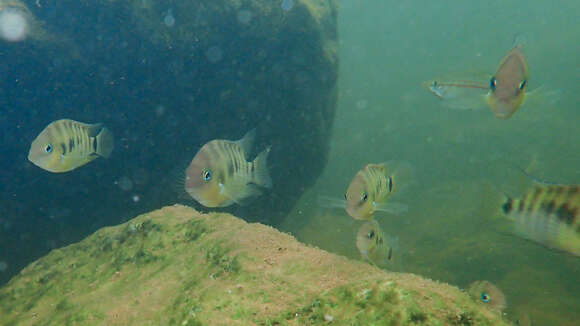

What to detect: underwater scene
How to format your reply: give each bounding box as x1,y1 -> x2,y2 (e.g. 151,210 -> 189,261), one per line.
0,0 -> 579,325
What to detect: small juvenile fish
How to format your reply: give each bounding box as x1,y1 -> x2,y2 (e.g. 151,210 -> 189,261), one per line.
502,184 -> 580,256
28,119 -> 114,173
185,130 -> 272,207
467,280 -> 507,314
487,43 -> 529,119
356,220 -> 395,266
344,162 -> 411,220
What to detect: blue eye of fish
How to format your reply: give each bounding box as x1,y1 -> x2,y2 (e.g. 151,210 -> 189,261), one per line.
490,77 -> 497,91
44,144 -> 53,153
519,79 -> 527,90
202,169 -> 212,181
480,293 -> 491,303
368,230 -> 375,239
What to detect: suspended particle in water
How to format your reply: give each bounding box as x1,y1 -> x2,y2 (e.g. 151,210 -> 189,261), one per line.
356,99 -> 368,109
206,46 -> 223,63
155,105 -> 166,117
132,194 -> 140,202
163,8 -> 175,27
116,176 -> 133,191
0,8 -> 29,42
0,261 -> 7,272
281,0 -> 294,11
237,9 -> 253,25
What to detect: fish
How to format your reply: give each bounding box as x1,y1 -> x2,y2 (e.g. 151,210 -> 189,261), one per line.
425,40 -> 529,119
28,119 -> 114,173
184,129 -> 272,207
356,220 -> 396,266
467,280 -> 507,314
486,43 -> 529,119
501,183 -> 580,256
344,162 -> 412,220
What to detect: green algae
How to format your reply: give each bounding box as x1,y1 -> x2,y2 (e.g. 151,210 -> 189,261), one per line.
0,205 -> 513,325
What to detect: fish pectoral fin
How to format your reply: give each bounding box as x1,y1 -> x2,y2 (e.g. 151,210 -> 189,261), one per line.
317,195 -> 347,210
222,179 -> 263,206
373,202 -> 408,215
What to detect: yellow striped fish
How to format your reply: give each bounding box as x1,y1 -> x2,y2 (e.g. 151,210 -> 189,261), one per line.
501,184 -> 580,256
345,162 -> 410,220
356,220 -> 395,266
185,130 -> 272,207
28,119 -> 114,173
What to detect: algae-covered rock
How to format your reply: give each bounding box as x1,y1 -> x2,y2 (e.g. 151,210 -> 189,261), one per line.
0,205 -> 512,325
1,0 -> 338,287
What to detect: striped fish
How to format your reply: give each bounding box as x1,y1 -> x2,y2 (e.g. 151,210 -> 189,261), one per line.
502,184 -> 580,256
28,119 -> 114,173
344,162 -> 411,220
356,220 -> 395,266
184,130 -> 272,207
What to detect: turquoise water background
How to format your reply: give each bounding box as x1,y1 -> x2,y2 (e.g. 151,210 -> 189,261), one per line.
280,1 -> 579,325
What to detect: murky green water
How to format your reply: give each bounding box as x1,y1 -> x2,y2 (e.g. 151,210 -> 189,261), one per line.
280,1 -> 580,325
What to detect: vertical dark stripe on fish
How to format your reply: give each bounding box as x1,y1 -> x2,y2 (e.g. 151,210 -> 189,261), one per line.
502,198 -> 513,214
388,176 -> 393,193
68,138 -> 75,154
554,204 -> 576,226
518,199 -> 526,213
541,200 -> 557,215
60,143 -> 67,155
93,136 -> 98,153
529,187 -> 543,207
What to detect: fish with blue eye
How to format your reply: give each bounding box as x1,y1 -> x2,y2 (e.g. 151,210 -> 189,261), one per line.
480,292 -> 491,303
184,129 -> 272,208
467,281 -> 507,314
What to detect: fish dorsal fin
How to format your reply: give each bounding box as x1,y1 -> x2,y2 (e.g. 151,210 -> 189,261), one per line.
235,129 -> 256,155
85,123 -> 104,137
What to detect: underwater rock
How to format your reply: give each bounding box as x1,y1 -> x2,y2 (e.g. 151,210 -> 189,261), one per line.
1,0 -> 337,285
0,205 -> 512,325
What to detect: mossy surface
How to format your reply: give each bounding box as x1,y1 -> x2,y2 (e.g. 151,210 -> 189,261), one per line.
0,205 -> 512,325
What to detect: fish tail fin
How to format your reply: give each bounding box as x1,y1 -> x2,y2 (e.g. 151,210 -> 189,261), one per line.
96,127 -> 114,158
252,146 -> 272,188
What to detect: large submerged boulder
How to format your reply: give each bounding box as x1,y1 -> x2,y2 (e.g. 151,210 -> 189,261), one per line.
0,205 -> 512,325
0,0 -> 337,285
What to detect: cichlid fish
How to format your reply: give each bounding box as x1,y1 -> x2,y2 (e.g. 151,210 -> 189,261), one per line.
28,119 -> 114,173
425,40 -> 530,119
344,162 -> 411,220
467,280 -> 507,314
356,220 -> 396,266
185,130 -> 272,208
487,43 -> 529,119
501,184 -> 580,257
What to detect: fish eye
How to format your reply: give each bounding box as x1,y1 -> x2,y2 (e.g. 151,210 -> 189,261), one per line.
490,77 -> 497,91
480,293 -> 491,303
44,144 -> 53,153
367,230 -> 375,239
361,192 -> 368,202
202,169 -> 212,182
519,79 -> 527,90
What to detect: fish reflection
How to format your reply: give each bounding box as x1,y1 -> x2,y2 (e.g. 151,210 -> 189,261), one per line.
356,220 -> 397,266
